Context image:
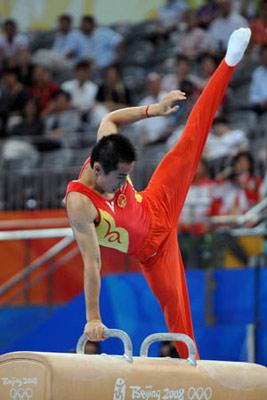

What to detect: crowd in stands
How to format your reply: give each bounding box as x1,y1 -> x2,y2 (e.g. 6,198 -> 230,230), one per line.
0,0 -> 266,267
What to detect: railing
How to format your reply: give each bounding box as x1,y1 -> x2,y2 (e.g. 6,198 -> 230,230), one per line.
210,198 -> 267,228
0,162 -> 147,210
0,228 -> 75,306
0,167 -> 78,211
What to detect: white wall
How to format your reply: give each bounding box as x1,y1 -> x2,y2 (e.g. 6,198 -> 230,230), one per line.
0,0 -> 165,31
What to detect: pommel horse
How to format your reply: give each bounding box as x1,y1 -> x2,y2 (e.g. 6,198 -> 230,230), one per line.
0,329 -> 266,399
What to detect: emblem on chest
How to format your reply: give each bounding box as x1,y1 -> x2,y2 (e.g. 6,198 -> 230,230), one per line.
117,193 -> 127,208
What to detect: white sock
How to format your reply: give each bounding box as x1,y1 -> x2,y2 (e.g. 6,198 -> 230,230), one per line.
225,28 -> 251,67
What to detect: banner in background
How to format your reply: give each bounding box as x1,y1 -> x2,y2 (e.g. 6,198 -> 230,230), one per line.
0,0 -> 164,30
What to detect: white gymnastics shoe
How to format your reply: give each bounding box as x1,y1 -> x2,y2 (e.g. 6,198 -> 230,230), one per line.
225,27 -> 251,66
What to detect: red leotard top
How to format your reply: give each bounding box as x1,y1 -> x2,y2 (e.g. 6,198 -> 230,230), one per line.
65,158 -> 150,255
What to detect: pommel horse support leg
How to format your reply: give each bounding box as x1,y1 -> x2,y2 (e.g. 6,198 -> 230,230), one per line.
0,330 -> 266,400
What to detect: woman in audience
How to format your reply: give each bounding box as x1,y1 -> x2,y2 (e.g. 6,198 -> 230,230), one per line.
216,151 -> 262,215
10,97 -> 44,137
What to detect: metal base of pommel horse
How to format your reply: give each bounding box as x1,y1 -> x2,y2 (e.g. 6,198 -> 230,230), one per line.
0,330 -> 266,400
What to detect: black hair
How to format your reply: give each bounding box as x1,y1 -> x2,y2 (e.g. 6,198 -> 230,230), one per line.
179,79 -> 195,97
176,54 -> 190,64
51,89 -> 72,102
200,157 -> 209,173
3,19 -> 16,29
75,59 -> 93,70
22,97 -> 41,118
90,134 -> 136,174
198,52 -> 219,66
232,151 -> 255,175
102,63 -> 121,80
58,14 -> 72,24
82,15 -> 96,26
2,66 -> 20,79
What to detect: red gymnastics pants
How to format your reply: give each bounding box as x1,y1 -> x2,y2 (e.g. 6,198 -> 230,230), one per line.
137,60 -> 236,359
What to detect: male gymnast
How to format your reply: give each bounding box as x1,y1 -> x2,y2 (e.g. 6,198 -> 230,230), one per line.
66,28 -> 251,358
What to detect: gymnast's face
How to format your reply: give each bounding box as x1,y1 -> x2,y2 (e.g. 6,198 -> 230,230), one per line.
93,161 -> 134,194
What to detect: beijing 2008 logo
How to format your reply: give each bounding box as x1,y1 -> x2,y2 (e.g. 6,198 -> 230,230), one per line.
112,378 -> 213,400
9,388 -> 33,400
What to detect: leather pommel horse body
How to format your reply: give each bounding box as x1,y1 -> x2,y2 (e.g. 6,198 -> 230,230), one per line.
0,331 -> 266,400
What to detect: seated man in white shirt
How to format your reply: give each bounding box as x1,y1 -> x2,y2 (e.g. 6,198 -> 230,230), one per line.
76,15 -> 123,69
0,19 -> 29,67
61,60 -> 98,122
204,115 -> 248,172
32,14 -> 83,72
52,14 -> 83,66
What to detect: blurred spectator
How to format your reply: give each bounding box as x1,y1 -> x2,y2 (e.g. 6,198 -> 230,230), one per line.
137,73 -> 172,146
249,44 -> 267,115
197,0 -> 219,29
156,0 -> 188,31
204,115 -> 248,173
0,19 -> 29,67
92,65 -> 131,128
76,15 -> 123,69
44,89 -> 81,138
175,80 -> 200,128
250,0 -> 267,46
231,151 -> 263,206
193,53 -> 218,90
172,9 -> 208,59
9,98 -> 44,137
0,67 -> 28,136
61,60 -> 98,116
207,0 -> 248,54
159,341 -> 179,358
51,14 -> 83,66
96,65 -> 131,109
216,151 -> 262,215
162,55 -> 199,92
166,80 -> 200,149
2,47 -> 34,87
12,48 -> 34,87
32,14 -> 82,73
28,65 -> 59,112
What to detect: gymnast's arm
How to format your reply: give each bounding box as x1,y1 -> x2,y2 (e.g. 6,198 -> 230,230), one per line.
66,192 -> 107,341
97,90 -> 187,140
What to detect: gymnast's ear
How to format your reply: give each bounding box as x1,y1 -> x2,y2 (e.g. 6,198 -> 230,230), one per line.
93,162 -> 103,176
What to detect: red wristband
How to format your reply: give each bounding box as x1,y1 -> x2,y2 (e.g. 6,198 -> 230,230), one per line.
145,105 -> 151,118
